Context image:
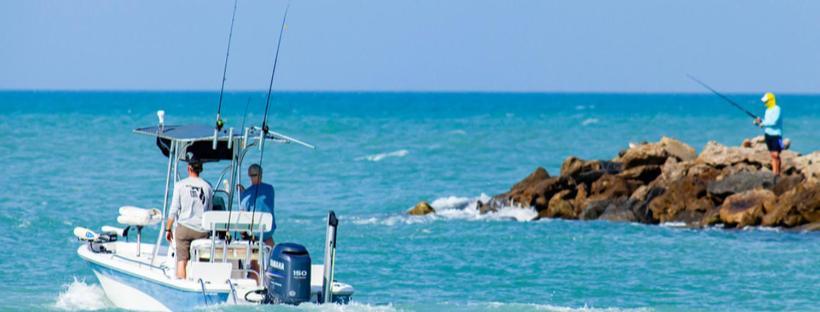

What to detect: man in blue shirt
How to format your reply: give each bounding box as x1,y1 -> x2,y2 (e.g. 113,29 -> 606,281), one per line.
754,92 -> 783,176
236,163 -> 276,247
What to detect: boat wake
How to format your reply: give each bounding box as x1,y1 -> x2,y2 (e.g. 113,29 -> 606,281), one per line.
352,194 -> 538,226
54,278 -> 112,311
356,150 -> 409,162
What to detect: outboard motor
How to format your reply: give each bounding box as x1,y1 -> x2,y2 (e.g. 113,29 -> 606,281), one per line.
265,243 -> 311,305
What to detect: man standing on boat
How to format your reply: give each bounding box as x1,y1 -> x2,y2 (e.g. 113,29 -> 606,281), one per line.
236,164 -> 276,247
165,158 -> 213,279
754,92 -> 784,176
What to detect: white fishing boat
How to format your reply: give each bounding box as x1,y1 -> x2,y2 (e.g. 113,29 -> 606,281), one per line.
73,121 -> 354,311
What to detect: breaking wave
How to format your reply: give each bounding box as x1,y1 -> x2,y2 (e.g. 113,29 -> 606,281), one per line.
54,278 -> 111,311
352,194 -> 538,226
356,150 -> 409,162
581,118 -> 599,126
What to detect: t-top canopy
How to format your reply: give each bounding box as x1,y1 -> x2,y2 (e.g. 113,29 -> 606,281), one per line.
134,124 -> 238,141
134,124 -> 239,162
133,124 -> 315,162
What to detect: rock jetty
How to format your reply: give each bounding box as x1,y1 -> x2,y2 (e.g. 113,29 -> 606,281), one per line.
413,136 -> 820,230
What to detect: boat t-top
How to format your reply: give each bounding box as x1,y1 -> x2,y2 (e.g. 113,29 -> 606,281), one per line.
73,116 -> 354,311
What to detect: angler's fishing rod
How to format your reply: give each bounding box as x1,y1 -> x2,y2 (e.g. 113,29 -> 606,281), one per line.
215,0 -> 240,131
687,74 -> 758,119
248,3 -> 290,243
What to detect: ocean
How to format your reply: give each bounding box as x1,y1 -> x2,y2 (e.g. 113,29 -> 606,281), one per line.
0,91 -> 818,311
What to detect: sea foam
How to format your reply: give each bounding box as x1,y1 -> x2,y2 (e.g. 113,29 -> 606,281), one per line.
356,150 -> 409,162
54,278 -> 111,311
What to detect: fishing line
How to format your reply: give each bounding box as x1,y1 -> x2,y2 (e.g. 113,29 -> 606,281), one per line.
687,74 -> 758,119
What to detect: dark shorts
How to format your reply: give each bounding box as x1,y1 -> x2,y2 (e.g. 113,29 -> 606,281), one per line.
764,134 -> 783,152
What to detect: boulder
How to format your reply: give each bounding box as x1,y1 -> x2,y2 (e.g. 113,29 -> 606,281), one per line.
579,199 -> 615,220
560,157 -> 621,184
648,176 -> 715,225
509,167 -> 550,194
794,152 -> 820,183
618,164 -> 662,184
616,142 -> 669,170
588,174 -> 643,201
659,136 -> 697,162
407,201 -> 435,215
542,189 -> 577,219
773,174 -> 804,196
615,136 -> 696,170
707,171 -> 775,198
762,181 -> 820,227
719,189 -> 775,227
598,198 -> 639,222
698,141 -> 770,167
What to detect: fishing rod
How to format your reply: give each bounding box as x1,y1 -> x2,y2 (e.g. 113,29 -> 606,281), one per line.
248,3 -> 290,245
686,74 -> 758,119
214,0 -> 240,132
224,97 -> 253,242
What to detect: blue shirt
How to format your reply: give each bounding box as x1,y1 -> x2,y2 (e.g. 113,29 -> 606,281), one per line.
240,183 -> 276,238
760,105 -> 782,136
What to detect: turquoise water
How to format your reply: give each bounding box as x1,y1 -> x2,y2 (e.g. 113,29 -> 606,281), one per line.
1,92 -> 818,311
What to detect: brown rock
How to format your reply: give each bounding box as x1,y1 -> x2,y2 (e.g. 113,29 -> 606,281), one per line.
659,136 -> 697,162
509,167 -> 550,194
560,157 -> 620,184
648,176 -> 715,225
589,174 -> 642,200
719,189 -> 775,228
773,174 -> 804,196
618,165 -> 662,184
707,171 -> 775,198
542,189 -> 577,219
762,181 -> 820,227
407,201 -> 435,215
598,198 -> 638,222
616,143 -> 669,170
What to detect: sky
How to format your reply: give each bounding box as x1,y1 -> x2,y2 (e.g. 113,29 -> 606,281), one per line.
1,0 -> 819,93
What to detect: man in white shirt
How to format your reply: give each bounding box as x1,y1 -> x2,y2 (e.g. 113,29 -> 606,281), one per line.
165,159 -> 213,279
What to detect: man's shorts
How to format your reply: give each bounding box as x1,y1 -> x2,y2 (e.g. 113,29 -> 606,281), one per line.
764,134 -> 783,152
175,225 -> 208,261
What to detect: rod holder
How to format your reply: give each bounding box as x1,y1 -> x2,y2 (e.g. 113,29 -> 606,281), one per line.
227,128 -> 234,149
212,129 -> 219,150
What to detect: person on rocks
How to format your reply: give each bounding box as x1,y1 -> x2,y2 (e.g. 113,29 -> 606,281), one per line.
754,92 -> 783,176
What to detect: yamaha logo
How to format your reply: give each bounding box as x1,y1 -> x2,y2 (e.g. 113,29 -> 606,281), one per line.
269,260 -> 285,270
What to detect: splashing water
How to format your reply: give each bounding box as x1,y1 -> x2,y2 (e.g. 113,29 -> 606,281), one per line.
54,278 -> 111,311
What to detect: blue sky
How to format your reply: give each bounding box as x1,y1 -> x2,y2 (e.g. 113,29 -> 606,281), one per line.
1,0 -> 819,92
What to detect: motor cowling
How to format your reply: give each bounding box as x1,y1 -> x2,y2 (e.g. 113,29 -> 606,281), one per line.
265,243 -> 311,305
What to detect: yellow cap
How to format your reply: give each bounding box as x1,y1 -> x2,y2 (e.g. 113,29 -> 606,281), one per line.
760,92 -> 776,108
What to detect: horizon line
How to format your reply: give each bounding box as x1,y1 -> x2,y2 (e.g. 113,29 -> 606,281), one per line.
1,88 -> 817,96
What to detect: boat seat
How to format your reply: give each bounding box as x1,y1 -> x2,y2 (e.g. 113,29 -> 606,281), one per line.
190,239 -> 262,262
117,206 -> 162,226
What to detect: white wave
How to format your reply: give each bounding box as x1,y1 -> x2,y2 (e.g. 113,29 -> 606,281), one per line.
276,302 -> 399,311
353,194 -> 538,226
54,278 -> 111,311
581,118 -> 599,126
356,150 -> 409,162
660,222 -> 688,228
448,129 -> 467,135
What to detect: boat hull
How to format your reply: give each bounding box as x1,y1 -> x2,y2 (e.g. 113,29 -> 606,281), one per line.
90,263 -> 229,311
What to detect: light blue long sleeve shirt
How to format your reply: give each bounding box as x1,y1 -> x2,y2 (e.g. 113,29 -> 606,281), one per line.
240,183 -> 276,239
760,106 -> 782,136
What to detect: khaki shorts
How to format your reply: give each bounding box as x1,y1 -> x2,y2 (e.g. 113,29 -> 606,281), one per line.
175,225 -> 208,261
